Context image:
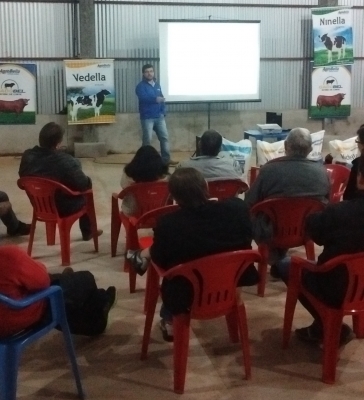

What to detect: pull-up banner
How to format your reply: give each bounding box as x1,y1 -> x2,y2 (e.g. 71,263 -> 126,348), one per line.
64,59 -> 115,125
0,63 -> 36,125
312,7 -> 353,67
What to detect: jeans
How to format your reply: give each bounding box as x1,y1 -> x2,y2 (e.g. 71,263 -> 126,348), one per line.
140,116 -> 170,164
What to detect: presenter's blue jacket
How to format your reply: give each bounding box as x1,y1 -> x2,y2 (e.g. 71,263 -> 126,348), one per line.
135,79 -> 166,120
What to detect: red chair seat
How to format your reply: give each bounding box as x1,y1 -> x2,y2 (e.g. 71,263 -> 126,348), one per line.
324,164 -> 350,203
207,179 -> 248,200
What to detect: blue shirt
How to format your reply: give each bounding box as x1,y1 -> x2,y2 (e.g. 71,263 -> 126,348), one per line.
135,78 -> 166,120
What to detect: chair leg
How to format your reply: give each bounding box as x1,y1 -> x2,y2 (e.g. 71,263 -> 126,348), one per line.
305,241 -> 315,261
59,223 -> 71,266
352,314 -> 364,338
321,314 -> 342,384
257,260 -> 267,297
60,322 -> 85,399
225,310 -> 239,343
0,344 -> 21,400
282,285 -> 299,349
141,268 -> 160,360
111,218 -> 121,257
237,304 -> 251,380
144,266 -> 154,314
173,314 -> 191,394
45,222 -> 56,245
27,216 -> 37,256
129,268 -> 137,294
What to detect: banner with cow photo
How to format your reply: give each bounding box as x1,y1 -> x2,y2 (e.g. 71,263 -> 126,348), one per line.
312,7 -> 353,67
309,64 -> 351,119
64,59 -> 115,125
0,63 -> 36,125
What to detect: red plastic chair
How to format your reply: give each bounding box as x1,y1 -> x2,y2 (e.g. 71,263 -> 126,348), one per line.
18,177 -> 98,266
134,204 -> 180,312
207,179 -> 248,200
324,164 -> 350,203
251,197 -> 326,297
111,181 -> 170,292
283,253 -> 364,384
141,250 -> 261,394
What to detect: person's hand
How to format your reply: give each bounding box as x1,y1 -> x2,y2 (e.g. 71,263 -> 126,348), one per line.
156,96 -> 165,103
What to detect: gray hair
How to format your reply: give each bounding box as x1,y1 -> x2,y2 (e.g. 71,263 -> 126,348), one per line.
285,128 -> 312,158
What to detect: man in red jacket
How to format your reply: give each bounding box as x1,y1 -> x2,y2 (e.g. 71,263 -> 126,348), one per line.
0,245 -> 117,337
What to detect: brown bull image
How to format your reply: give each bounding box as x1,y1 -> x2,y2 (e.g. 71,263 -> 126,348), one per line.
0,99 -> 29,114
316,93 -> 345,110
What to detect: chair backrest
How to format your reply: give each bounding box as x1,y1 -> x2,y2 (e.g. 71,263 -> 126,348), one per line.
324,164 -> 350,203
135,204 -> 179,230
250,197 -> 326,248
207,179 -> 248,200
319,252 -> 364,313
17,177 -> 75,222
118,181 -> 171,218
158,250 -> 261,320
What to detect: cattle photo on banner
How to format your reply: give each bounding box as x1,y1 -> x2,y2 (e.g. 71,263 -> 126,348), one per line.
312,7 -> 353,67
0,63 -> 36,124
309,64 -> 351,118
65,59 -> 115,125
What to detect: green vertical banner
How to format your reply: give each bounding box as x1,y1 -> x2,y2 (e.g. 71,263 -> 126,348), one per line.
312,7 -> 353,67
309,64 -> 351,119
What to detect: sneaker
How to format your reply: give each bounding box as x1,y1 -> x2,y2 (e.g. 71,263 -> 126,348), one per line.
8,222 -> 31,236
82,229 -> 103,241
167,159 -> 179,166
159,319 -> 174,342
126,249 -> 149,276
106,286 -> 118,310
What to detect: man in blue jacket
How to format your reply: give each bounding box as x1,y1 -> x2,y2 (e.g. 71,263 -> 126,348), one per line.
135,64 -> 177,165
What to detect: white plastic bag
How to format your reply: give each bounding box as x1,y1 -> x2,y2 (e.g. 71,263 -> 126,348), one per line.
307,130 -> 325,161
329,136 -> 359,165
219,138 -> 252,183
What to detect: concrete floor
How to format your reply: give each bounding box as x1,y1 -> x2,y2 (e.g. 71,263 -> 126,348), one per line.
1,154 -> 364,400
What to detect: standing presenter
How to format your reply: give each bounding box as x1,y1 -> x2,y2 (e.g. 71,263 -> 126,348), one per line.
135,64 -> 177,166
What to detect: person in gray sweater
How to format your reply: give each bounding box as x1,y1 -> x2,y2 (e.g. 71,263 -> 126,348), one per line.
245,128 -> 330,275
245,128 -> 330,209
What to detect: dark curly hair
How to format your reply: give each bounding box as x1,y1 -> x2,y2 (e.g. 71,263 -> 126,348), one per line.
124,145 -> 168,182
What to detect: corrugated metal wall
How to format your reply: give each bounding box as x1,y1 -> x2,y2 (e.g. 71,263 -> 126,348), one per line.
1,1 -> 363,114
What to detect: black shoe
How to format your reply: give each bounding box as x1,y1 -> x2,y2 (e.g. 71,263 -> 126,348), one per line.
82,229 -> 103,241
270,264 -> 281,280
106,286 -> 118,310
295,324 -> 322,344
159,319 -> 174,342
126,249 -> 148,276
8,222 -> 31,236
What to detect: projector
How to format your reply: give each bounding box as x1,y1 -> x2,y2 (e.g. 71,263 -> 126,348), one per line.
256,124 -> 282,134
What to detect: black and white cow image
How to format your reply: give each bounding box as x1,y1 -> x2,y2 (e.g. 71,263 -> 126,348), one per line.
4,83 -> 15,89
319,34 -> 346,63
326,79 -> 335,85
69,89 -> 111,122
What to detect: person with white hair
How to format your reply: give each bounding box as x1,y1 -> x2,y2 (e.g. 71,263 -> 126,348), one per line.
245,127 -> 330,278
245,127 -> 330,208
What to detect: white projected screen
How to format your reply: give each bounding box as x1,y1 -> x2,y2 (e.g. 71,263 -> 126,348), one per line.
159,21 -> 260,102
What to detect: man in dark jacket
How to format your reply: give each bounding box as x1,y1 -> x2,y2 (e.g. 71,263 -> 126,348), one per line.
127,167 -> 259,341
18,122 -> 102,240
277,154 -> 364,345
135,64 -> 177,166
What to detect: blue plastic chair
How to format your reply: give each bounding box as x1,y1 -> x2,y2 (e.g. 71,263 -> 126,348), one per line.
0,286 -> 85,400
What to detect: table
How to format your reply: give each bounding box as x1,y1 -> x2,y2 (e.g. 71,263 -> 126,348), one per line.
243,129 -> 290,142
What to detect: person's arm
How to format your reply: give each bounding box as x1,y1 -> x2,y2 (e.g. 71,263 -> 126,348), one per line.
150,218 -> 176,270
135,82 -> 158,104
244,168 -> 267,209
305,208 -> 333,246
60,154 -> 92,192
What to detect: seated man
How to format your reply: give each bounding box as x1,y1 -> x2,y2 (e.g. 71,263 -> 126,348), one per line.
0,190 -> 30,236
245,127 -> 330,276
276,154 -> 364,346
18,122 -> 102,241
177,129 -> 243,181
245,127 -> 330,208
0,245 -> 117,337
127,167 -> 259,341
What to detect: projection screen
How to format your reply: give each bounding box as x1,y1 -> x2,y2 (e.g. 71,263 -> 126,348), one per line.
159,20 -> 261,103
